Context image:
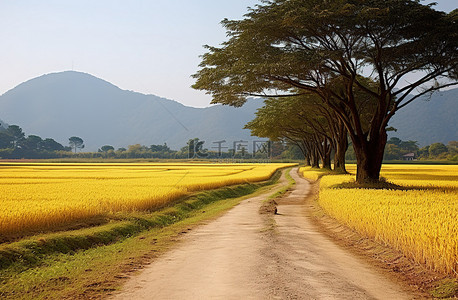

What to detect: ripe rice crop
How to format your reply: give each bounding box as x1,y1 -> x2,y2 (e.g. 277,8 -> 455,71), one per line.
302,165 -> 458,275
298,167 -> 323,181
0,163 -> 294,237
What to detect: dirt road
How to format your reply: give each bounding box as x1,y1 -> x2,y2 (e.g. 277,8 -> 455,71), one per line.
112,168 -> 413,299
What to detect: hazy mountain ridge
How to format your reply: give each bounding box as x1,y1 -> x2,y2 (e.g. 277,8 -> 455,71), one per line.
388,88 -> 458,146
0,71 -> 455,151
0,71 -> 263,151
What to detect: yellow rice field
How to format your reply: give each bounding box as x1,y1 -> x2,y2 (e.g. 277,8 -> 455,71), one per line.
302,164 -> 458,276
0,163 -> 294,236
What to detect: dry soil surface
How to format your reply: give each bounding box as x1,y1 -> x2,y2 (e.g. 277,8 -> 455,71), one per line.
112,168 -> 414,300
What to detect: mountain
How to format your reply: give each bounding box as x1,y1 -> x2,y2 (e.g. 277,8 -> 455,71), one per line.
0,71 -> 263,151
0,71 -> 455,151
388,88 -> 458,146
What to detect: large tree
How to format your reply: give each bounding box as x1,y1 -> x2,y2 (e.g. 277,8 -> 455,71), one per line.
69,136 -> 84,153
6,125 -> 25,149
246,95 -> 349,171
246,97 -> 322,167
193,0 -> 458,183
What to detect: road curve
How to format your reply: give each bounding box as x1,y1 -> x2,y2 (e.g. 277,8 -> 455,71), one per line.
111,168 -> 412,300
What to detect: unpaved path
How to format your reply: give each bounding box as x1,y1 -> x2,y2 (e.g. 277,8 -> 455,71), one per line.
112,168 -> 413,300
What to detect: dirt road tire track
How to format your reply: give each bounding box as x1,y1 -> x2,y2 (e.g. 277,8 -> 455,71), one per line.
112,168 -> 415,299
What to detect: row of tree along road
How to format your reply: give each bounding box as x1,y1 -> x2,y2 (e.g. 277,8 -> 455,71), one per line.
192,0 -> 457,183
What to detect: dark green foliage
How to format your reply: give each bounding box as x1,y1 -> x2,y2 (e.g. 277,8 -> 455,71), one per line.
40,138 -> 65,151
429,142 -> 448,157
382,139 -> 457,161
5,125 -> 24,149
383,137 -> 419,160
100,145 -> 114,152
68,136 -> 84,153
0,132 -> 13,149
193,0 -> 458,183
280,143 -> 305,160
0,124 -> 69,159
0,125 -> 69,159
20,135 -> 42,150
150,143 -> 171,153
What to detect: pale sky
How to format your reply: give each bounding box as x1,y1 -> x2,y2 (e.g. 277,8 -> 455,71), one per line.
0,0 -> 456,108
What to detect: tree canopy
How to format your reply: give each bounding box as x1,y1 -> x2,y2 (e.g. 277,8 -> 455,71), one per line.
69,136 -> 85,153
6,125 -> 25,148
193,0 -> 458,183
100,145 -> 115,152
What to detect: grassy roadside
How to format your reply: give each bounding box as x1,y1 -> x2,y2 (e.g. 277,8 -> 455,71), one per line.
267,167 -> 295,201
0,169 -> 286,299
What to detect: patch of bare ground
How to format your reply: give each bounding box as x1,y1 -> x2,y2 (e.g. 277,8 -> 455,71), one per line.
305,176 -> 457,299
112,168 -> 415,299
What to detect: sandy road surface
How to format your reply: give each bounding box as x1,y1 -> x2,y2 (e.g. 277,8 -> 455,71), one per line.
112,168 -> 413,300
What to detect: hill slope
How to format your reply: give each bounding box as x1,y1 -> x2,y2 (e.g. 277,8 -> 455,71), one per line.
0,71 -> 263,151
388,88 -> 458,146
0,71 -> 455,151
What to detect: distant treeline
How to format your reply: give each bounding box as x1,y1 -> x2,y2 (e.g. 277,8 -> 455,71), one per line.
0,125 -> 304,160
345,137 -> 458,162
2,124 -> 454,161
0,125 -> 70,159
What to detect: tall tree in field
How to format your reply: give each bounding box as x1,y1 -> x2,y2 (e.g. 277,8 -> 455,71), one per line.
69,136 -> 84,153
193,0 -> 458,183
6,125 -> 25,148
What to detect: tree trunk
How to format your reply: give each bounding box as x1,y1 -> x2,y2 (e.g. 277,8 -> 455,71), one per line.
314,135 -> 331,170
311,148 -> 320,168
333,132 -> 348,173
321,140 -> 332,170
322,151 -> 332,170
352,131 -> 387,184
333,144 -> 347,173
305,155 -> 311,166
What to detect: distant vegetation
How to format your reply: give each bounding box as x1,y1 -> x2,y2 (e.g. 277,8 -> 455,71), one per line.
0,124 -> 455,162
345,137 -> 458,162
0,125 -> 69,159
0,125 -> 304,160
0,71 -> 265,152
193,0 -> 457,183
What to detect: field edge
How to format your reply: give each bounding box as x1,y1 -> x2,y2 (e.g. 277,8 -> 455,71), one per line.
302,175 -> 458,299
0,167 -> 289,299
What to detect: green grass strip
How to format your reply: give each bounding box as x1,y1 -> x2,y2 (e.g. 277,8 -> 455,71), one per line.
267,167 -> 295,201
0,171 -> 281,278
